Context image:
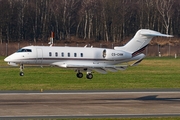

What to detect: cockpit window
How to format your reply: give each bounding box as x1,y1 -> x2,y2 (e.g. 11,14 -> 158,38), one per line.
17,49 -> 32,52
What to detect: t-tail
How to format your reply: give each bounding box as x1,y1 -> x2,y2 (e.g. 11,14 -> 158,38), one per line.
114,29 -> 173,54
114,29 -> 173,66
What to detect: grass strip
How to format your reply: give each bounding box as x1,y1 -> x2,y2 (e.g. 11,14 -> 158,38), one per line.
0,56 -> 180,90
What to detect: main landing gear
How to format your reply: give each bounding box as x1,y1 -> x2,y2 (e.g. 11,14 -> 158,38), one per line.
86,73 -> 93,79
19,64 -> 24,76
76,71 -> 83,78
76,70 -> 93,79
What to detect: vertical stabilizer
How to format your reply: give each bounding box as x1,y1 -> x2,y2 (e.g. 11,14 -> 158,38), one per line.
114,29 -> 173,53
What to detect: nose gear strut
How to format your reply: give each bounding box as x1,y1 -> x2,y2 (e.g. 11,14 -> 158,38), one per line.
19,64 -> 24,76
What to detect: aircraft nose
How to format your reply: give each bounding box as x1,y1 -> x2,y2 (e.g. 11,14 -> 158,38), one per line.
4,56 -> 10,62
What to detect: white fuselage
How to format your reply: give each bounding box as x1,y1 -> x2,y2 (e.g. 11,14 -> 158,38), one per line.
3,29 -> 173,78
5,45 -> 143,67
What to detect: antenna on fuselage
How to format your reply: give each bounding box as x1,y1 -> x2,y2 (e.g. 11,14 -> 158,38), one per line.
48,32 -> 54,47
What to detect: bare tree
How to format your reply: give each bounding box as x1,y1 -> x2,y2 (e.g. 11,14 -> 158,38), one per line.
144,0 -> 157,29
33,0 -> 38,43
0,0 -> 180,43
156,0 -> 174,34
81,0 -> 95,40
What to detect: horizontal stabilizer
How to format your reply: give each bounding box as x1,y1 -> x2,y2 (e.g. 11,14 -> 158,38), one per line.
140,30 -> 173,37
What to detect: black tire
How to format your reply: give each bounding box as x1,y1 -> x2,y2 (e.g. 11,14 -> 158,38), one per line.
20,72 -> 24,76
77,72 -> 83,78
86,73 -> 93,79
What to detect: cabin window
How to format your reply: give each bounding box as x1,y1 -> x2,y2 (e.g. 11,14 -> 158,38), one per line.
49,52 -> 52,56
74,53 -> 77,57
80,53 -> 83,57
55,52 -> 58,57
68,53 -> 70,57
61,52 -> 64,57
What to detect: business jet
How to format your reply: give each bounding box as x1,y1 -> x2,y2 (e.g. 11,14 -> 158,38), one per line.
4,29 -> 173,79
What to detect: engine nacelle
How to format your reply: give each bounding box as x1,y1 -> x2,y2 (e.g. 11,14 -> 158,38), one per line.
104,49 -> 132,60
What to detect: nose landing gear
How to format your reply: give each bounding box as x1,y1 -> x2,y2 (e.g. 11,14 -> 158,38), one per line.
19,64 -> 24,76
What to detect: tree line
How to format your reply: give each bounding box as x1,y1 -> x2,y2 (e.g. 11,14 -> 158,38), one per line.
0,0 -> 179,43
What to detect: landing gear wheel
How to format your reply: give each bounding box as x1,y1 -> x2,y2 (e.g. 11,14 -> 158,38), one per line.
76,72 -> 83,78
86,73 -> 93,79
20,72 -> 24,76
19,64 -> 24,76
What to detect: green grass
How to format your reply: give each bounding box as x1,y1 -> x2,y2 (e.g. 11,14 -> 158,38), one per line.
0,56 -> 7,66
0,56 -> 180,90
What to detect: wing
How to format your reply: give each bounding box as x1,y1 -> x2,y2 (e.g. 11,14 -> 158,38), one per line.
51,62 -> 128,74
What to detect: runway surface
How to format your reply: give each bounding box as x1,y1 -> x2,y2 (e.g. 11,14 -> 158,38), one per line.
0,90 -> 180,119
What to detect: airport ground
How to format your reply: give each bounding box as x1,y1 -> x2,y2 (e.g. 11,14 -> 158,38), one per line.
0,57 -> 180,119
0,90 -> 180,119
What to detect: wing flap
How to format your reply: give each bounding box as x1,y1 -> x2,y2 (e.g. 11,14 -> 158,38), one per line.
115,65 -> 128,70
93,68 -> 107,74
105,67 -> 118,72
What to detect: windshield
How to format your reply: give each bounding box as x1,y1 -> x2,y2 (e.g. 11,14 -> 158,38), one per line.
16,49 -> 32,53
